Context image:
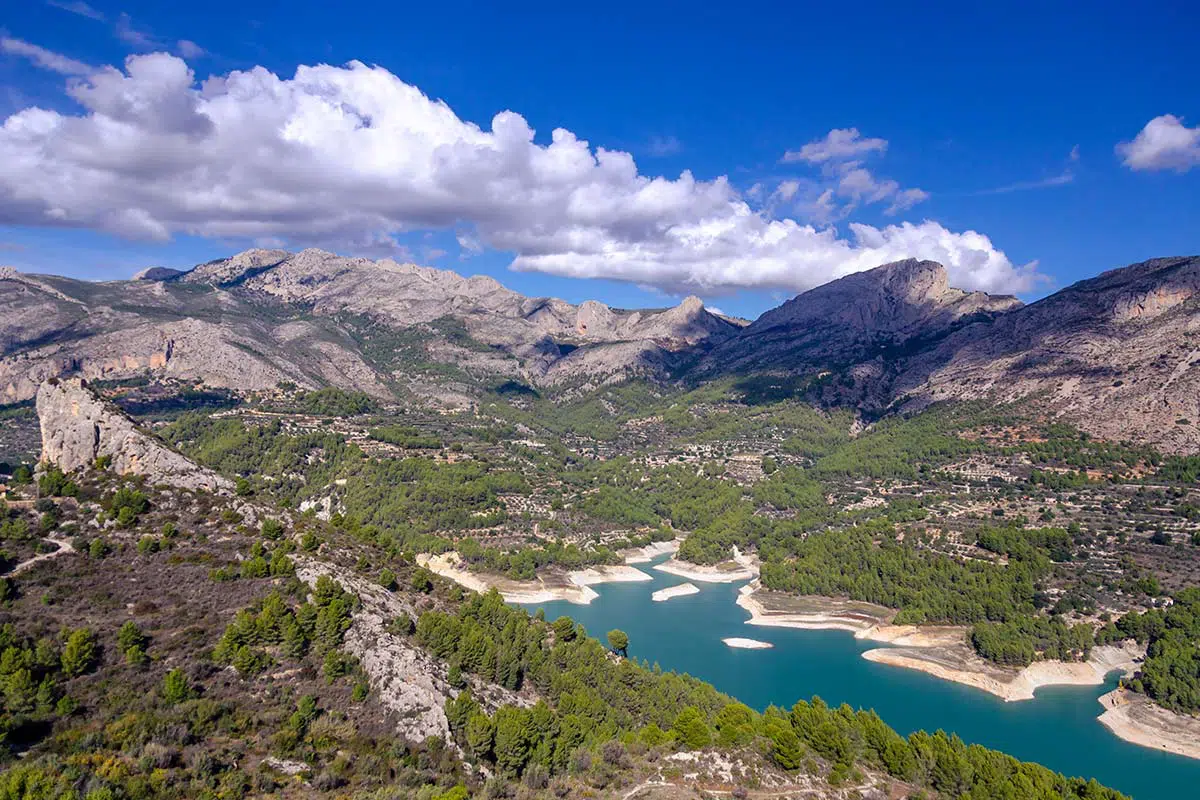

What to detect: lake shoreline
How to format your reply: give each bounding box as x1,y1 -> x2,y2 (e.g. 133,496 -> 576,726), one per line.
654,546 -> 759,583
417,552 -> 652,605
859,644 -> 1143,702
736,583 -> 1152,702
623,539 -> 680,564
1098,688 -> 1200,761
514,556 -> 1200,794
429,551 -> 1200,765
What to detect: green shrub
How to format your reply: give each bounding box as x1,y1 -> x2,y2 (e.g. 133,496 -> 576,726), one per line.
60,628 -> 98,676
378,568 -> 397,591
162,668 -> 194,704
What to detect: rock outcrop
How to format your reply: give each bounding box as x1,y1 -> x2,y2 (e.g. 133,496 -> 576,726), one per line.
294,560 -> 454,744
36,377 -> 233,493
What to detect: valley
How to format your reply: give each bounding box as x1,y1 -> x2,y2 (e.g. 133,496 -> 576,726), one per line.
0,249 -> 1198,799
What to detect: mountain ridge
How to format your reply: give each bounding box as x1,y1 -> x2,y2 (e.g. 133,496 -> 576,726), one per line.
0,248 -> 738,405
2,250 -> 1198,452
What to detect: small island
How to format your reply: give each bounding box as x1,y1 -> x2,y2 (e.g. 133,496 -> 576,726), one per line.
723,637 -> 774,649
652,582 -> 700,602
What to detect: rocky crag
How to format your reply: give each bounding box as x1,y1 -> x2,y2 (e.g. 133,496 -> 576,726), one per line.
904,256 -> 1200,452
36,377 -> 232,493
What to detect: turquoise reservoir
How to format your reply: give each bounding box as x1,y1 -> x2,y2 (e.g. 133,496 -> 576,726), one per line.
522,558 -> 1199,800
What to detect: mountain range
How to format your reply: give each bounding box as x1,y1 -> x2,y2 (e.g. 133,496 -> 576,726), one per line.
2,250 -> 1197,452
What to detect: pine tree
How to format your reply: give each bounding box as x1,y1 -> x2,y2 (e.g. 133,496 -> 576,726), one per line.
162,668 -> 193,705
60,629 -> 97,677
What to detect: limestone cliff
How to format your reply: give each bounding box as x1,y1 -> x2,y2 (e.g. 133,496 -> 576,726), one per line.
903,256 -> 1200,452
36,377 -> 233,493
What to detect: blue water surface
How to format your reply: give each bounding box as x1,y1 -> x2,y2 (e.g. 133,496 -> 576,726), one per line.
521,556 -> 1198,800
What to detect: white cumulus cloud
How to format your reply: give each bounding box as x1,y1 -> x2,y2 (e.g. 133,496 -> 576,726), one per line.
1118,114 -> 1200,172
0,46 -> 1041,295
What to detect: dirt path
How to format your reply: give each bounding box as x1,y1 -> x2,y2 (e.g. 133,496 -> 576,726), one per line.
8,536 -> 76,576
620,779 -> 878,799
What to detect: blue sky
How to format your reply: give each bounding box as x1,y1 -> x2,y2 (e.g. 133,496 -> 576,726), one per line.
1,0 -> 1197,319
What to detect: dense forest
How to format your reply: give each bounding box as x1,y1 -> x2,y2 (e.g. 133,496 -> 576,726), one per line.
158,388 -> 1198,681
1098,589 -> 1200,713
759,522 -> 1048,625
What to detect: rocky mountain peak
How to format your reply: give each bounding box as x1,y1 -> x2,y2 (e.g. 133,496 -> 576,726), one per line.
36,378 -> 233,494
181,248 -> 290,286
676,295 -> 705,316
750,259 -> 1020,336
132,267 -> 186,282
574,300 -> 614,335
872,259 -> 954,303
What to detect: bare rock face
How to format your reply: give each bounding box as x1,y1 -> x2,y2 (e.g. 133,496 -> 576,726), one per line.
132,267 -> 186,282
2,248 -> 740,403
181,248 -> 290,286
36,377 -> 233,493
294,560 -> 455,744
705,259 -> 1021,374
188,247 -> 738,352
698,255 -> 1198,453
1,269 -> 88,360
750,259 -> 1020,339
0,267 -> 393,403
902,256 -> 1200,453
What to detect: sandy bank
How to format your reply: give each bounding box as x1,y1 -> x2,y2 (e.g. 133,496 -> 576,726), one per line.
1098,688 -> 1200,761
656,559 -> 755,582
736,584 -> 895,633
652,582 -> 700,602
622,539 -> 680,564
571,565 -> 654,587
855,624 -> 966,647
655,546 -> 759,583
723,637 -> 773,649
417,552 -> 650,605
862,641 -> 1145,703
